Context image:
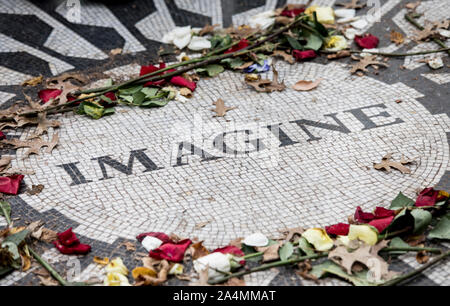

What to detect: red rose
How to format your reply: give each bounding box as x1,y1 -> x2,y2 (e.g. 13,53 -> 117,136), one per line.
292,49 -> 317,61
53,228 -> 91,255
0,174 -> 24,195
149,239 -> 192,262
57,227 -> 80,246
325,223 -> 350,236
280,8 -> 305,18
354,34 -> 379,49
38,89 -> 62,103
415,187 -> 439,207
224,39 -> 250,54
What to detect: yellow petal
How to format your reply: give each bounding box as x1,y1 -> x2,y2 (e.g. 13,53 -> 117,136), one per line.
169,263 -> 184,275
302,228 -> 334,251
93,256 -> 109,266
348,225 -> 378,245
105,257 -> 129,276
104,272 -> 130,286
324,35 -> 347,51
132,266 -> 158,280
306,6 -> 335,24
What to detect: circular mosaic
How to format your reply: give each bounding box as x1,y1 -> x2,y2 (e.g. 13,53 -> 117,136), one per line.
13,61 -> 449,248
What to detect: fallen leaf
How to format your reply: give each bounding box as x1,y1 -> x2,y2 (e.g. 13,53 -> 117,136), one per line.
195,221 -> 211,230
21,75 -> 43,87
123,241 -> 136,252
280,226 -> 304,242
46,73 -> 87,105
2,133 -> 59,157
93,256 -> 109,265
190,241 -> 210,260
38,275 -> 59,286
179,87 -> 193,98
327,50 -> 351,59
255,241 -> 282,262
413,23 -> 438,41
134,260 -> 170,286
328,240 -> 397,281
245,64 -> 286,93
405,1 -> 421,10
292,78 -> 323,91
27,184 -> 44,196
373,153 -> 413,174
390,31 -> 405,45
273,50 -> 295,64
416,250 -> 429,264
350,55 -> 389,75
110,48 -> 122,55
0,156 -> 12,174
190,265 -> 210,286
296,260 -> 319,283
199,24 -> 219,36
212,99 -> 236,117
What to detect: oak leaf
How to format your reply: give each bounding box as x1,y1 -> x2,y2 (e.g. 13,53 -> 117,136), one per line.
212,99 -> 236,117
373,153 -> 413,174
390,31 -> 405,45
273,50 -> 295,64
292,78 -> 323,91
2,133 -> 59,157
245,64 -> 286,92
350,55 -> 389,75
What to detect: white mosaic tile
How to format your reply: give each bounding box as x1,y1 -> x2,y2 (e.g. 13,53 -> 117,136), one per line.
174,0 -> 223,27
135,0 -> 176,43
421,73 -> 450,85
0,65 -> 32,86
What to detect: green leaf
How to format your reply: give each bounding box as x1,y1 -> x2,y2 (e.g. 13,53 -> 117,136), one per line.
298,237 -> 315,256
385,207 -> 414,233
411,209 -> 432,234
140,100 -> 168,108
205,64 -> 224,77
132,91 -> 146,106
78,102 -> 104,119
103,107 -> 116,116
428,214 -> 450,240
141,87 -> 160,99
118,95 -> 134,104
118,85 -> 143,95
304,32 -> 323,51
390,192 -> 415,209
3,229 -> 29,246
279,242 -> 294,261
285,35 -> 303,50
388,237 -> 410,255
221,58 -> 245,69
0,201 -> 11,225
310,261 -> 379,286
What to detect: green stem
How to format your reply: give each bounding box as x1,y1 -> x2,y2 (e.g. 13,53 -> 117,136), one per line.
321,48 -> 450,57
404,14 -> 450,55
29,247 -> 67,286
382,250 -> 450,286
381,247 -> 442,253
0,204 -> 11,226
209,253 -> 328,285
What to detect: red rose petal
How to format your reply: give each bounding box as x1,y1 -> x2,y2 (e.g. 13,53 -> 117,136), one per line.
170,76 -> 197,92
53,241 -> 91,255
0,132 -> 5,140
374,207 -> 395,218
0,174 -> 24,195
292,49 -> 317,61
415,187 -> 439,207
354,34 -> 379,49
325,223 -> 350,236
354,206 -> 375,223
224,39 -> 250,54
38,89 -> 62,103
280,8 -> 305,18
136,232 -> 171,244
57,227 -> 80,246
149,239 -> 192,262
369,216 -> 394,233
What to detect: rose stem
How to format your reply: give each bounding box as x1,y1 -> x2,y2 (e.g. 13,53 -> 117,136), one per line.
404,13 -> 450,55
19,16 -> 306,117
382,250 -> 450,286
320,47 -> 450,57
28,247 -> 68,286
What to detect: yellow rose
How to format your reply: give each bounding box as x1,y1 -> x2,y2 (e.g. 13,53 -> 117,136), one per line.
305,6 -> 335,24
104,272 -> 131,286
105,257 -> 128,275
302,228 -> 334,251
348,225 -> 378,245
324,35 -> 348,51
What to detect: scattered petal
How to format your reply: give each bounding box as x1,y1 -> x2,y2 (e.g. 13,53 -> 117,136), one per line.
149,239 -> 192,262
193,252 -> 231,281
348,224 -> 378,245
354,34 -> 379,49
325,223 -> 350,236
0,174 -> 24,195
292,49 -> 317,61
242,233 -> 269,247
106,257 -> 129,275
302,228 -> 334,251
292,78 -> 323,91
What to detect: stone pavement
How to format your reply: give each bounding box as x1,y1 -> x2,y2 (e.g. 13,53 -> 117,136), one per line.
0,0 -> 448,286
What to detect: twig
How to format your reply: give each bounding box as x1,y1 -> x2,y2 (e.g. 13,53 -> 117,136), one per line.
29,247 -> 68,286
382,250 -> 450,286
404,13 -> 450,55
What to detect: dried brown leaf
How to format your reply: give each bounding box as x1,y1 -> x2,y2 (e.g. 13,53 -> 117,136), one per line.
416,250 -> 429,264
336,0 -> 365,9
256,241 -> 282,262
212,99 -> 236,117
390,31 -> 405,45
405,1 -> 421,10
199,24 -> 219,36
38,275 -> 59,286
179,87 -> 193,98
123,241 -> 136,252
190,241 -> 210,260
273,50 -> 295,64
134,260 -> 170,286
373,153 -> 413,174
327,50 -> 351,59
0,156 -> 12,174
292,78 -> 323,91
27,184 -> 44,196
280,226 -> 304,242
2,133 -> 59,157
350,55 -> 389,75
21,75 -> 43,87
245,64 -> 286,93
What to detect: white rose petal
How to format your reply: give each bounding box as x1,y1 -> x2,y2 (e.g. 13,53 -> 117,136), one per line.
351,18 -> 368,29
193,252 -> 231,281
188,36 -> 212,51
344,28 -> 358,40
334,9 -> 355,19
172,26 -> 192,38
249,10 -> 275,30
173,35 -> 192,50
242,233 -> 269,247
169,263 -> 184,275
162,31 -> 175,44
141,236 -> 163,252
337,16 -> 359,24
428,57 -> 444,70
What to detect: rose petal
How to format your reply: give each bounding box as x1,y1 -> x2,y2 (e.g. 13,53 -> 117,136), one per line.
369,216 -> 394,233
141,236 -> 163,252
104,272 -> 130,286
188,36 -> 212,51
53,240 -> 91,255
224,39 -> 250,54
415,187 -> 439,207
354,34 -> 379,49
292,50 -> 317,61
374,207 -> 395,218
213,245 -> 245,265
57,227 -> 80,246
170,76 -> 196,92
302,228 -> 334,251
0,174 -> 24,195
38,89 -> 62,103
193,252 -> 231,281
106,257 -> 128,275
325,223 -> 350,236
280,8 -> 305,18
348,224 -> 378,245
354,206 -> 375,223
136,232 -> 171,244
242,233 -> 269,247
149,239 -> 192,262
0,131 -> 5,140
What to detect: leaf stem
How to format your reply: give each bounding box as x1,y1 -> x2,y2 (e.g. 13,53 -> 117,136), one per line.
382,250 -> 450,286
321,47 -> 450,57
28,247 -> 67,286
